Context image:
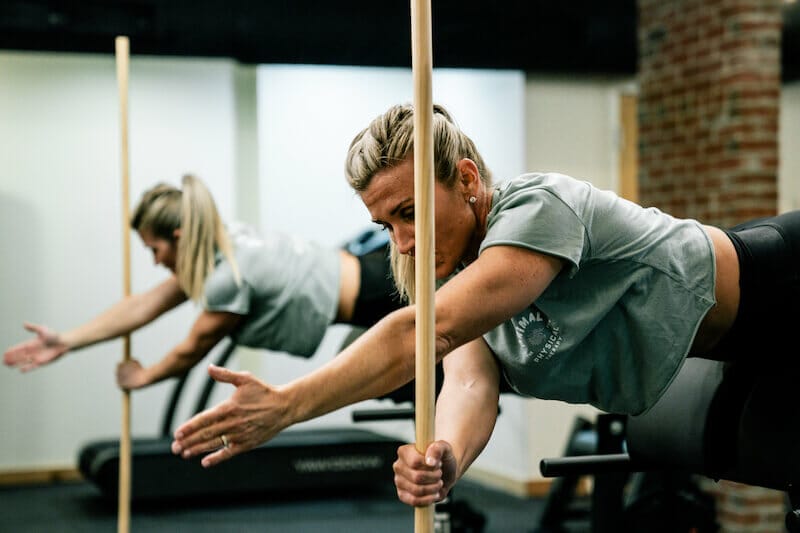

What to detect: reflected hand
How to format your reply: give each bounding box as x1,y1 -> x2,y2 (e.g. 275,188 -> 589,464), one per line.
393,440 -> 458,507
116,359 -> 148,390
170,364 -> 290,467
3,322 -> 68,372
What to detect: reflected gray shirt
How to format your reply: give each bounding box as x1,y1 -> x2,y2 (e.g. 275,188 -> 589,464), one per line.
204,226 -> 340,357
480,173 -> 716,415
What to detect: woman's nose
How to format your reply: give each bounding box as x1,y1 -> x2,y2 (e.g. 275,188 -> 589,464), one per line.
394,227 -> 415,257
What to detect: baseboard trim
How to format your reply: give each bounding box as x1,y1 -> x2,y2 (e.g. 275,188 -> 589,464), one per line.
464,467 -> 590,498
463,467 -> 548,498
0,467 -> 83,486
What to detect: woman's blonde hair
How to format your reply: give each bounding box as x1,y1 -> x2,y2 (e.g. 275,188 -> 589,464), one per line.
130,175 -> 240,302
344,104 -> 492,303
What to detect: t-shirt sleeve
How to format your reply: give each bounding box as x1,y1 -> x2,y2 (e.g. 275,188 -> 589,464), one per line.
481,184 -> 586,278
204,264 -> 251,315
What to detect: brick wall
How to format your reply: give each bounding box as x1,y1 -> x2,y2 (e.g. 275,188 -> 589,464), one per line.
637,0 -> 786,531
638,0 -> 781,228
699,478 -> 788,533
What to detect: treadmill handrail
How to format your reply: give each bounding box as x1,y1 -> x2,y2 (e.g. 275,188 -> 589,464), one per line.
159,337 -> 237,437
192,338 -> 238,415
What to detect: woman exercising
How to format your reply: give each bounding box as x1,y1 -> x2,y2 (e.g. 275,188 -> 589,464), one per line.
168,104 -> 798,508
3,174 -> 403,390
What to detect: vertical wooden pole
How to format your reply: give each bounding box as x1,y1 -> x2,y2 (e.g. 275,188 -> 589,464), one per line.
114,35 -> 132,533
410,1 -> 435,531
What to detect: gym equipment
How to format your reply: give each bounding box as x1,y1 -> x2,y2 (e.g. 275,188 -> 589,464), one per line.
344,226 -> 390,256
535,414 -> 717,533
540,357 -> 800,532
79,338 -> 405,502
80,426 -> 405,502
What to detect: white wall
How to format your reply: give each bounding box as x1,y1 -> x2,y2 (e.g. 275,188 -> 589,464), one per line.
780,82 -> 800,213
0,51 -> 241,470
525,75 -> 632,191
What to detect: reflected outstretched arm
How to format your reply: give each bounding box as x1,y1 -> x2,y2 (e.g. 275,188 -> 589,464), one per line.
4,277 -> 186,372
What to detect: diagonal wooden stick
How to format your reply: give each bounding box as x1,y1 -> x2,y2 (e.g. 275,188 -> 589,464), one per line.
114,35 -> 132,533
410,0 -> 435,531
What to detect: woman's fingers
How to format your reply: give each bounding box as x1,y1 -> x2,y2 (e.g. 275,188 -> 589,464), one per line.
116,360 -> 143,389
22,322 -> 41,334
172,404 -> 231,454
207,363 -> 252,387
171,366 -> 253,445
393,443 -> 446,506
198,442 -> 238,468
5,340 -> 37,369
393,462 -> 443,500
171,368 -> 286,467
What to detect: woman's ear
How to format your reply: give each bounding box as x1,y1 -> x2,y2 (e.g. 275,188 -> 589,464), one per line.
172,228 -> 181,241
457,158 -> 480,191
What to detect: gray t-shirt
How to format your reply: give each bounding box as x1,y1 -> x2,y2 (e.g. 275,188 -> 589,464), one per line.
203,226 -> 340,357
480,173 -> 716,415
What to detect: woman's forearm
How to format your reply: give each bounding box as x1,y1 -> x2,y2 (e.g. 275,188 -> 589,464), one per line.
60,295 -> 152,350
123,310 -> 241,389
435,341 -> 501,480
436,383 -> 498,480
141,341 -> 207,385
61,278 -> 185,351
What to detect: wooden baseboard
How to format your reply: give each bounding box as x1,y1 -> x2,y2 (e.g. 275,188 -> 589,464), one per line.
0,468 -> 83,486
463,467 -> 591,498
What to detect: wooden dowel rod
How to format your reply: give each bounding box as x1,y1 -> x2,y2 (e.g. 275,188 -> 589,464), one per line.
114,35 -> 132,533
410,0 -> 435,531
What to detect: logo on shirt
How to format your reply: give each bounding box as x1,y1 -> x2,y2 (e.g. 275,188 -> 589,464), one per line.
513,308 -> 562,364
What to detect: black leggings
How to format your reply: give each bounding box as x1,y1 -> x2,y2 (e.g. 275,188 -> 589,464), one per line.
349,243 -> 405,328
711,210 -> 800,363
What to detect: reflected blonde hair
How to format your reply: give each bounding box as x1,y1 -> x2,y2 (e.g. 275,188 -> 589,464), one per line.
131,175 -> 240,302
344,104 -> 492,303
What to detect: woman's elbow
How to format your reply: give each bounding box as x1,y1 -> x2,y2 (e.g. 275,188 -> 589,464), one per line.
434,333 -> 456,363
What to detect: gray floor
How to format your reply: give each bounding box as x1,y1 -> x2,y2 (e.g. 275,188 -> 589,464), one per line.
0,478 -> 554,533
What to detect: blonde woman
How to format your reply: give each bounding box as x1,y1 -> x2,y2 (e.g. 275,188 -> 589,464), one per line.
169,104 -> 799,509
3,175 -> 404,391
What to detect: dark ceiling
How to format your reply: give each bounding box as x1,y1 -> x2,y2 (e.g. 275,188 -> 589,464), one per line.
1,1 -> 798,81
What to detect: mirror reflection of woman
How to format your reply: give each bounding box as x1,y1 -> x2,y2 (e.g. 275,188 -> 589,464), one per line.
4,175 -> 403,391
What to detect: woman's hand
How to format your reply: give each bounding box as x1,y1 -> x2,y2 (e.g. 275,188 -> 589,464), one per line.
3,322 -> 69,371
171,364 -> 291,467
116,359 -> 149,390
393,440 -> 459,507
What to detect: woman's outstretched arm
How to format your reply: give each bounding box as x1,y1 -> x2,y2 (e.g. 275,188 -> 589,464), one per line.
170,245 -> 562,467
4,277 -> 186,371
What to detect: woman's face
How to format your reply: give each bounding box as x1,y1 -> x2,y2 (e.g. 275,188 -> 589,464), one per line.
360,156 -> 478,279
138,229 -> 178,273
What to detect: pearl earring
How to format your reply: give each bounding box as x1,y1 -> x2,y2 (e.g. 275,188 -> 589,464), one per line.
469,196 -> 477,204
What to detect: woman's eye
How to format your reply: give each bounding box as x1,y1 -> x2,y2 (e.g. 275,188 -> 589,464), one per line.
401,209 -> 415,221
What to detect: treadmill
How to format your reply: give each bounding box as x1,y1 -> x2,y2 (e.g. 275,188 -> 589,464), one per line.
78,338 -> 405,502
